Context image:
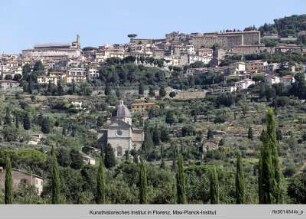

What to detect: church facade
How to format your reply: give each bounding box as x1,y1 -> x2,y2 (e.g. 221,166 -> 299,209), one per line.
106,101 -> 144,157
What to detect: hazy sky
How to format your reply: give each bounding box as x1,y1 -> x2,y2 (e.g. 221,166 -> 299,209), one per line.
0,0 -> 305,53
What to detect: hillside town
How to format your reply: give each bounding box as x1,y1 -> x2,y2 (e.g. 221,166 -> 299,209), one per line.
1,28 -> 305,94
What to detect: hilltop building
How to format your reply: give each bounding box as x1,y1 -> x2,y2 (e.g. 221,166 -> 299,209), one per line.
22,35 -> 81,59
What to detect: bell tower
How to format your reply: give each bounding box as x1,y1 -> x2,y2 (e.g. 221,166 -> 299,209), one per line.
76,34 -> 80,49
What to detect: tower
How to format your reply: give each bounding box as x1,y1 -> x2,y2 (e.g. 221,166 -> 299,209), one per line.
76,34 -> 80,49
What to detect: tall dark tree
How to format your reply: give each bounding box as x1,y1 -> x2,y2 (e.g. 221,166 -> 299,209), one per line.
149,86 -> 155,97
5,157 -> 13,204
171,145 -> 177,171
41,117 -> 51,134
71,79 -> 76,94
28,80 -> 33,94
248,127 -> 253,140
159,86 -> 166,98
15,114 -> 19,129
139,161 -> 148,204
23,113 -> 31,130
259,108 -> 284,204
33,60 -> 44,73
104,84 -> 111,96
51,146 -> 60,204
138,83 -> 144,95
22,63 -> 31,81
152,128 -> 161,145
176,155 -> 187,204
104,143 -> 116,168
210,167 -> 219,204
235,153 -> 245,204
4,108 -> 12,126
142,128 -> 154,153
57,80 -> 64,96
96,157 -> 106,204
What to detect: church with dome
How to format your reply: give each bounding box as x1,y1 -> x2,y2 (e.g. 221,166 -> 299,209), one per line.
105,101 -> 144,157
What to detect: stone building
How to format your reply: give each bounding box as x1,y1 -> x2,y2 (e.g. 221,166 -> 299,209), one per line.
190,31 -> 261,50
0,168 -> 44,195
22,35 -> 81,59
106,101 -> 144,157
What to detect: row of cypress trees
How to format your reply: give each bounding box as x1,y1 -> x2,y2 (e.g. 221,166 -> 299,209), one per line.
3,108 -> 283,204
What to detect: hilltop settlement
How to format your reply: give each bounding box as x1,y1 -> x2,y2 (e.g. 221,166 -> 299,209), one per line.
0,14 -> 306,204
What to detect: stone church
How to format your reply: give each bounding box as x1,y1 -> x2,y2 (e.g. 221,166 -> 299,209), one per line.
105,101 -> 144,157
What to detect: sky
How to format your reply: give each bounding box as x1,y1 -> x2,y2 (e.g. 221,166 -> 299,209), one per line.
0,0 -> 305,53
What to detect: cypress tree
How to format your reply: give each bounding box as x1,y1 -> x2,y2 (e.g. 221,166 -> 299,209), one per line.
142,128 -> 154,153
4,108 -> 11,126
23,113 -> 31,130
159,86 -> 166,98
171,145 -> 177,171
176,155 -> 187,204
96,157 -> 106,204
104,143 -> 116,168
15,114 -> 19,129
248,127 -> 253,140
41,117 -> 51,134
5,157 -> 13,204
139,161 -> 148,204
138,83 -> 144,95
51,146 -> 60,204
149,86 -> 155,97
235,152 -> 245,204
210,167 -> 219,204
258,108 -> 284,204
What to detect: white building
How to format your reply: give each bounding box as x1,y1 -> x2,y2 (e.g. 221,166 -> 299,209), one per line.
265,75 -> 281,85
87,68 -> 99,80
235,79 -> 255,90
106,101 -> 144,157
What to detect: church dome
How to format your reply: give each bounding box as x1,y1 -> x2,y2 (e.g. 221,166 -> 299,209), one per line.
116,101 -> 131,118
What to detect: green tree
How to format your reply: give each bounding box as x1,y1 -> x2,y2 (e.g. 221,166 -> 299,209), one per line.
152,128 -> 161,145
57,80 -> 64,96
96,157 -> 106,204
70,149 -> 83,169
176,155 -> 187,204
165,111 -> 175,125
41,117 -> 51,134
235,153 -> 245,204
248,127 -> 253,140
142,128 -> 154,153
159,86 -> 166,98
23,113 -> 31,130
51,146 -> 60,204
207,129 -> 214,140
210,167 -> 219,204
258,108 -> 284,204
138,83 -> 144,95
104,84 -> 111,96
104,143 -> 116,168
5,157 -> 13,204
33,60 -> 44,73
287,173 -> 306,204
149,86 -> 155,97
15,114 -> 19,129
4,108 -> 12,126
139,161 -> 148,204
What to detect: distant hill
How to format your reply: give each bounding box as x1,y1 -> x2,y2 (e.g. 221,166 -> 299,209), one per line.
258,14 -> 306,37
